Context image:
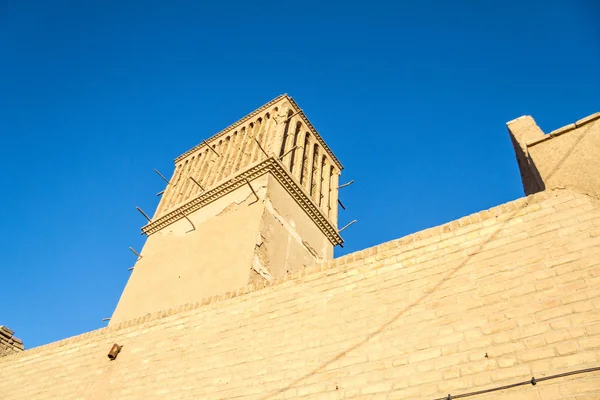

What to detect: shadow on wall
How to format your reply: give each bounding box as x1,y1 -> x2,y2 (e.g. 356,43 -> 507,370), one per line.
259,115 -> 597,400
509,134 -> 545,196
259,188 -> 533,400
508,113 -> 598,198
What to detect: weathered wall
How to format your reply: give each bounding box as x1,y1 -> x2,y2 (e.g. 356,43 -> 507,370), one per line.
110,175 -> 270,325
256,173 -> 334,282
112,171 -> 334,325
508,112 -> 600,199
2,188 -> 599,399
0,326 -> 23,358
155,95 -> 342,223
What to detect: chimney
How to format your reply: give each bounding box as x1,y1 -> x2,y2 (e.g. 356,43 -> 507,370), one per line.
0,326 -> 24,357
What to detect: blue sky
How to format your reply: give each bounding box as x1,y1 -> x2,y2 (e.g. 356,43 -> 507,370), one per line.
1,1 -> 598,348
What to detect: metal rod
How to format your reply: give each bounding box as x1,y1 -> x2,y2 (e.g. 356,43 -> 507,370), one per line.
102,318 -> 111,322
284,109 -> 302,122
128,247 -> 142,259
128,267 -> 134,271
246,179 -> 259,203
189,177 -> 204,190
273,112 -> 288,124
279,145 -> 301,161
338,220 -> 356,233
337,180 -> 354,189
254,137 -> 269,158
203,140 -> 220,157
182,211 -> 195,232
338,199 -> 346,210
156,190 -> 165,196
154,169 -> 170,184
136,207 -> 152,222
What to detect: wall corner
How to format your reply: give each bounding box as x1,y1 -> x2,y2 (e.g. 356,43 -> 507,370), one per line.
507,116 -> 545,195
0,325 -> 24,358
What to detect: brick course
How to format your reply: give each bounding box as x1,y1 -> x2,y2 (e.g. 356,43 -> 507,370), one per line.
0,326 -> 24,358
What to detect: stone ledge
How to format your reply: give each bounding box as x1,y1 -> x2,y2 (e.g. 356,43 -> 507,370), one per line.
576,112 -> 600,128
0,325 -> 24,354
0,326 -> 14,337
526,112 -> 599,147
3,188 -> 587,362
549,123 -> 576,137
141,157 -> 343,246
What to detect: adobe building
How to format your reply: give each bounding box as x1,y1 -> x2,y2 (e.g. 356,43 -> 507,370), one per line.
1,95 -> 599,399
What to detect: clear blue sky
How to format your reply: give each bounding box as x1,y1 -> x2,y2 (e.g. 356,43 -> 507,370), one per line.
1,1 -> 598,348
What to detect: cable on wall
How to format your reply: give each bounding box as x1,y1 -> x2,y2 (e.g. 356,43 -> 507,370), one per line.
433,366 -> 600,400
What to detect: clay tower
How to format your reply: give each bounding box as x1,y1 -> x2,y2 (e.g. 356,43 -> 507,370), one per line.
110,95 -> 343,324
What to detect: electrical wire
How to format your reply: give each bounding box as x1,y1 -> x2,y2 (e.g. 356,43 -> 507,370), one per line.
433,366 -> 600,400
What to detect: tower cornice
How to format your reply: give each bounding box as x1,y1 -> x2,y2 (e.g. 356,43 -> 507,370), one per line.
174,94 -> 343,170
141,156 -> 344,247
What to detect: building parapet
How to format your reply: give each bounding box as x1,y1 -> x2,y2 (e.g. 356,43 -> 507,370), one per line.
0,326 -> 24,358
2,187 -> 586,361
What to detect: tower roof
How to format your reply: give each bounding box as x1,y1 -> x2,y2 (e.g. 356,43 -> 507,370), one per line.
175,94 -> 344,170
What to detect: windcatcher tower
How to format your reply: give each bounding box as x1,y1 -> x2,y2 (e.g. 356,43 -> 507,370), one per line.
110,95 -> 343,324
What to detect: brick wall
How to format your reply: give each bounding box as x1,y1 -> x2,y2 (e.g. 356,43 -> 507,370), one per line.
1,188 -> 599,399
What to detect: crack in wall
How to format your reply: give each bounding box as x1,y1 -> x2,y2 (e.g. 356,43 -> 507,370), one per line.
217,185 -> 267,217
264,197 -> 323,263
250,234 -> 273,284
161,183 -> 268,237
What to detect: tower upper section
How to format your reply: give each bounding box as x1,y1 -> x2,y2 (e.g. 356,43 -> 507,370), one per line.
147,94 -> 343,243
110,95 -> 345,323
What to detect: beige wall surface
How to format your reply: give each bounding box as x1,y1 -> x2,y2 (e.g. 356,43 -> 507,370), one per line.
508,113 -> 600,199
110,175 -> 270,325
2,188 -> 599,399
257,174 -> 334,280
528,117 -> 600,199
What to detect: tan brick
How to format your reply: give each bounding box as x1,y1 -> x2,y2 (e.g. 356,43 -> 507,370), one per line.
360,382 -> 393,395
552,351 -> 598,370
497,355 -> 518,368
578,337 -> 600,350
459,359 -> 497,376
443,367 -> 460,380
584,323 -> 600,335
408,348 -> 441,364
517,347 -> 555,362
488,341 -> 526,356
523,335 -> 546,349
554,341 -> 579,356
536,305 -> 573,321
490,365 -> 531,383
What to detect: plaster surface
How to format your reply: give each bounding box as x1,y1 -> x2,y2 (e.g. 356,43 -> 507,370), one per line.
508,112 -> 600,199
111,171 -> 335,325
255,174 -> 333,281
110,175 -> 269,325
110,96 -> 342,324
